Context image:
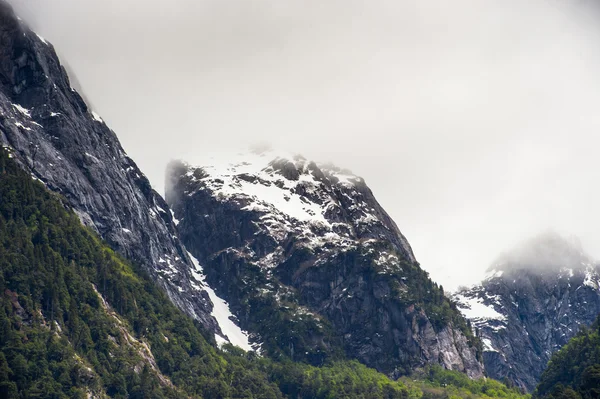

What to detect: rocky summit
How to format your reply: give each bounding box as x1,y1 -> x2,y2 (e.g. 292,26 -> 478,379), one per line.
166,148 -> 484,378
453,232 -> 600,392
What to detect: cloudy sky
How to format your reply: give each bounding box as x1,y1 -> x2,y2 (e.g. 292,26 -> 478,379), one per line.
12,0 -> 600,289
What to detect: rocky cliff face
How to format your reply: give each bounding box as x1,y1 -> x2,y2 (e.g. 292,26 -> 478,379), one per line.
166,149 -> 484,378
0,1 -> 221,335
453,232 -> 600,392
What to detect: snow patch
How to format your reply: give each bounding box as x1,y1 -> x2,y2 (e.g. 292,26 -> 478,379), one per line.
482,338 -> 498,352
35,33 -> 48,45
187,252 -> 254,351
484,269 -> 504,280
170,209 -> 180,226
454,294 -> 506,322
584,268 -> 599,289
91,111 -> 104,123
12,103 -> 31,117
559,267 -> 574,279
14,122 -> 32,131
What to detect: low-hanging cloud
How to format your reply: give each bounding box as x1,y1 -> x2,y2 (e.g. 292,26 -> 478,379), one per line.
11,0 -> 600,289
492,231 -> 593,274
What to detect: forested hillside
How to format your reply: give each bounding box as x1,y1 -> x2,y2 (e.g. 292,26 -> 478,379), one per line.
534,314 -> 600,399
0,147 -> 528,398
0,147 -> 283,397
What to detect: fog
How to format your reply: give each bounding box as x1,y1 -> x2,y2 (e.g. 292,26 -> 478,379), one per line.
492,231 -> 592,274
11,0 -> 600,289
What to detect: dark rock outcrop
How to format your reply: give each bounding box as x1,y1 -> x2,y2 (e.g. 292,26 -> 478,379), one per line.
166,150 -> 484,378
453,232 -> 600,391
0,1 -> 220,334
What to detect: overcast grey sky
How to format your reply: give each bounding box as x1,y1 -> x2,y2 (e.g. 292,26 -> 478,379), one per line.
12,0 -> 600,289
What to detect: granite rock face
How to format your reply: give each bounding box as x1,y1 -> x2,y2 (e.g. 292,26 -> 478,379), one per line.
166,150 -> 484,378
454,232 -> 600,391
0,1 -> 220,335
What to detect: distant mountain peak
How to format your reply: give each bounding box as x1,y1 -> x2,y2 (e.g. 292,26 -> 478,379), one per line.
454,231 -> 600,391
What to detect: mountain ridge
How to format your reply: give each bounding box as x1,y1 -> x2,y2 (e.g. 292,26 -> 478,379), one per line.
167,148 -> 484,378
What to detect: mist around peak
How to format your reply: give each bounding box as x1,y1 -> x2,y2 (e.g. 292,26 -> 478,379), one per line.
488,231 -> 593,275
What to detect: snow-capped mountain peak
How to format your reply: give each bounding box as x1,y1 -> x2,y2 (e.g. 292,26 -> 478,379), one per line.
452,232 -> 600,391
179,148 -> 365,224
169,148 -> 415,262
166,149 -> 483,378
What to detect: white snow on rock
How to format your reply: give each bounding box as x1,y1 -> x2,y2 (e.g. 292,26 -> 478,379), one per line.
484,269 -> 504,280
91,111 -> 104,123
190,150 -> 337,225
170,209 -> 180,226
482,337 -> 498,352
453,293 -> 506,322
35,33 -> 48,45
187,252 -> 254,351
12,103 -> 31,117
584,266 -> 600,289
562,268 -> 575,278
14,122 -> 32,131
174,148 -> 417,326
180,148 -> 401,261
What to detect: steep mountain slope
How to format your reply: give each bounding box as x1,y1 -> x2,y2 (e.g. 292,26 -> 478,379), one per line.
166,149 -> 484,378
0,147 -> 284,398
534,314 -> 600,399
453,232 -> 600,392
0,146 -> 528,399
0,0 -> 231,338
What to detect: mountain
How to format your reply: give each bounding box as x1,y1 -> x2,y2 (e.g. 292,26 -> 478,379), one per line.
0,146 -> 286,398
0,0 -> 234,339
166,149 -> 484,378
534,314 -> 600,399
0,144 -> 529,399
453,232 -> 600,392
0,2 -> 539,397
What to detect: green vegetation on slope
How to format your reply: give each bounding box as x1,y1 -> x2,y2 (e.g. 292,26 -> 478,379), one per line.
405,365 -> 530,399
0,147 -> 528,398
266,361 -> 529,399
386,253 -> 480,353
0,148 -> 283,398
534,315 -> 600,399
